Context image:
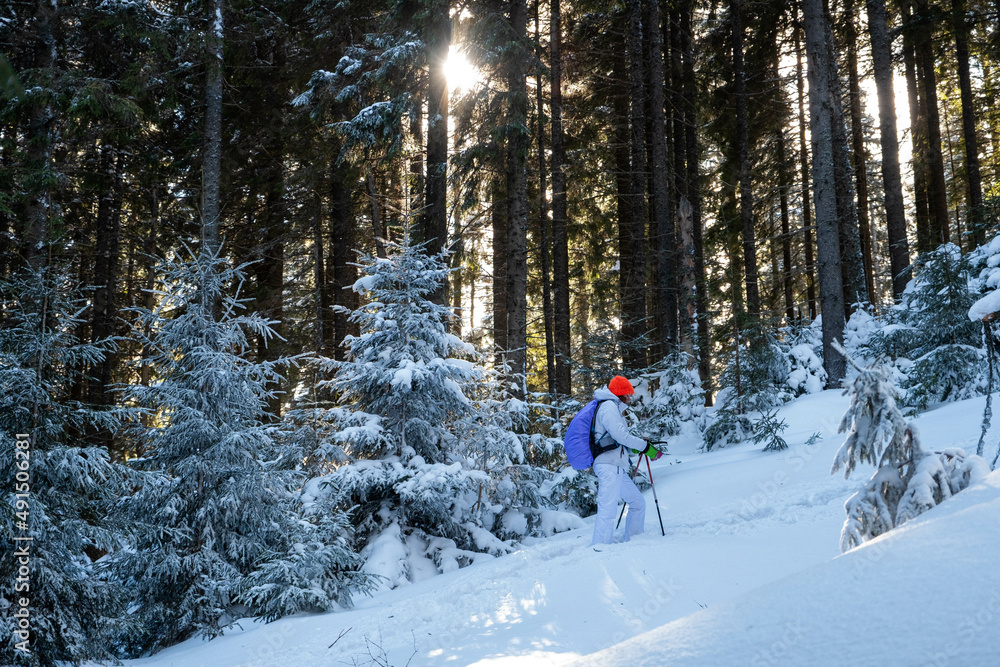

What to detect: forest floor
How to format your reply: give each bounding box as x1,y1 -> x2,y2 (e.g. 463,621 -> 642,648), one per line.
92,389 -> 1000,666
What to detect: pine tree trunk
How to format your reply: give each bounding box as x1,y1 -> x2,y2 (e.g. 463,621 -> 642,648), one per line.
802,0 -> 847,386
865,0 -> 911,299
844,0 -> 875,304
492,174 -> 509,365
682,2 -> 712,402
623,0 -> 649,372
332,162 -> 357,362
951,0 -> 984,246
202,0 -> 224,255
614,47 -> 634,364
505,0 -> 530,395
795,22 -> 818,320
89,145 -> 121,449
732,0 -> 760,316
312,192 -> 328,355
911,0 -> 951,246
141,183 -> 159,392
21,0 -> 57,270
534,1 -> 555,394
256,160 -> 285,417
550,0 -> 572,396
775,109 -> 795,322
424,0 -> 450,305
901,11 -> 932,253
824,11 -> 867,311
645,0 -> 677,361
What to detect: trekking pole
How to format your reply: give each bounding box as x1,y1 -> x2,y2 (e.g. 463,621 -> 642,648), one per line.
645,454 -> 666,536
615,453 -> 645,530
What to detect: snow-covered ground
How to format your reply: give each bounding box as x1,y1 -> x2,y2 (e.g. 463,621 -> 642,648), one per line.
99,389 -> 1000,666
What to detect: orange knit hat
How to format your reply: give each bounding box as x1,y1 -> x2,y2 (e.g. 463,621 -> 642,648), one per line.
608,375 -> 634,397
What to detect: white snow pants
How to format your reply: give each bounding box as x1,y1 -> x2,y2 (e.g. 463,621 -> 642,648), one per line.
591,462 -> 646,545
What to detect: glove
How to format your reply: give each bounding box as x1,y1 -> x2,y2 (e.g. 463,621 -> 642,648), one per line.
632,443 -> 662,461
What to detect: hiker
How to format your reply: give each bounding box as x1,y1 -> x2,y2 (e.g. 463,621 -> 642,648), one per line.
591,375 -> 662,545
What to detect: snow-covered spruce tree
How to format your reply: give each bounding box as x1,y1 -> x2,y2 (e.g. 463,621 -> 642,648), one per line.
867,244 -> 983,411
322,235 -> 547,590
704,316 -> 790,450
781,320 -> 828,397
633,351 -> 707,443
111,247 -> 366,654
0,266 -> 135,666
831,345 -> 988,552
968,230 -> 1000,465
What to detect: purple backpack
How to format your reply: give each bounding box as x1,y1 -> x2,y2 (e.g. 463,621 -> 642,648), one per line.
563,400 -> 616,470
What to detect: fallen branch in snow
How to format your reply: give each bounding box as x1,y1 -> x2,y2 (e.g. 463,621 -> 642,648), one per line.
329,626 -> 352,649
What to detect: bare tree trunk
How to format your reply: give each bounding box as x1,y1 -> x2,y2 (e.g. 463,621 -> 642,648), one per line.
492,174 -> 509,366
645,0 -> 677,361
89,145 -> 121,450
534,0 -> 555,394
424,0 -> 450,304
21,0 -> 58,270
682,1 -> 712,402
505,0 -> 530,396
313,192 -> 328,355
802,0 -> 847,386
865,0 -> 911,299
795,21 -> 818,320
824,9 -> 866,311
623,0 -> 649,372
550,0 -> 572,396
911,0 -> 951,246
332,163 -> 358,361
202,0 -> 224,254
732,0 -> 760,316
901,9 -> 932,253
775,108 -> 796,322
951,0 -> 984,246
843,0 -> 875,304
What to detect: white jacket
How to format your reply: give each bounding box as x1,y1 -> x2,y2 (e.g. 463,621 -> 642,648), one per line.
591,387 -> 646,467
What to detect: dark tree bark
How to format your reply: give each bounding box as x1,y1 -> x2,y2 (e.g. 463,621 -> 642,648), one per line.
682,1 -> 712,402
534,1 -> 555,394
823,11 -> 867,311
424,0 -> 450,305
365,170 -> 388,260
911,0 -> 951,246
865,0 -> 911,299
843,0 -> 875,304
21,0 -> 58,269
623,0 -> 649,371
505,0 -> 530,395
775,103 -> 796,322
795,21 -> 818,320
492,174 -> 509,366
901,9 -> 932,253
802,0 -> 847,386
202,0 -> 224,254
312,193 -> 328,355
731,0 -> 760,316
645,0 -> 678,360
951,0 -> 984,246
550,0 -> 572,396
89,145 -> 122,448
331,162 -> 357,361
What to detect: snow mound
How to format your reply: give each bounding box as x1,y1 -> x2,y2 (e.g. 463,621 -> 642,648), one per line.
572,469 -> 1000,666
